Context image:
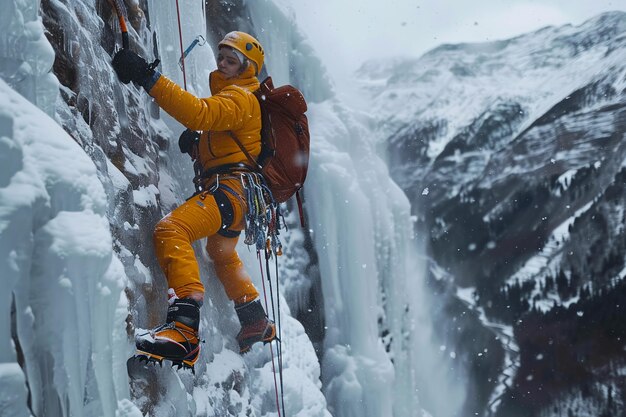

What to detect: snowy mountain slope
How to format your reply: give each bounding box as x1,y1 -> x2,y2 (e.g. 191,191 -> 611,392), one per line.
360,11 -> 626,417
1,1 -> 460,417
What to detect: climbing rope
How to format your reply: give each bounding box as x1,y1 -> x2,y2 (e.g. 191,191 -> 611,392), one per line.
174,0 -> 187,90
257,252 -> 282,416
239,171 -> 286,415
265,246 -> 286,415
174,4 -> 207,91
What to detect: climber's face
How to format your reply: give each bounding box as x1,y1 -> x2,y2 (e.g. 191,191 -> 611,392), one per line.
217,47 -> 243,79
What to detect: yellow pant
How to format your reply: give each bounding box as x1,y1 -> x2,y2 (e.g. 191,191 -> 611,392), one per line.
153,179 -> 259,304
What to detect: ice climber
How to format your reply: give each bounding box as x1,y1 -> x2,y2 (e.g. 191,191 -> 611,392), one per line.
111,31 -> 277,369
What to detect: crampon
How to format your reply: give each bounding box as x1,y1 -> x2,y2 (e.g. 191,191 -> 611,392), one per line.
133,297 -> 202,373
132,352 -> 198,372
237,317 -> 277,354
133,325 -> 200,372
235,299 -> 278,354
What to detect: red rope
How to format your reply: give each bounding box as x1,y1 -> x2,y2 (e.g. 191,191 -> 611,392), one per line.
257,251 -> 283,417
175,0 -> 187,90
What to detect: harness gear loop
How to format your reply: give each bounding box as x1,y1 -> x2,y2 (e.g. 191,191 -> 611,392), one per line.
238,172 -> 283,256
209,173 -> 220,193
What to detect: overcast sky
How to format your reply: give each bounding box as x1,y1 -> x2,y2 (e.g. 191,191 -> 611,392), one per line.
288,0 -> 626,82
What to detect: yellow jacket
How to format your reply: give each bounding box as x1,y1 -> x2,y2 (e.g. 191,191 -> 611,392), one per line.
149,65 -> 262,171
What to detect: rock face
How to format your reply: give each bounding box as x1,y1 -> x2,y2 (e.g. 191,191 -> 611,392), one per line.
360,12 -> 626,416
36,1 -> 295,415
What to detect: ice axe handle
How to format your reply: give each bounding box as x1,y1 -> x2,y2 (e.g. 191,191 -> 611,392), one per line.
119,14 -> 129,49
107,0 -> 130,49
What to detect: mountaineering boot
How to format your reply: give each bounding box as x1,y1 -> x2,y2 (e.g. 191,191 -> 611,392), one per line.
135,297 -> 201,370
235,299 -> 277,353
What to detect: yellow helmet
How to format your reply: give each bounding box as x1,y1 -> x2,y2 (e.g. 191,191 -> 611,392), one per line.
218,31 -> 265,75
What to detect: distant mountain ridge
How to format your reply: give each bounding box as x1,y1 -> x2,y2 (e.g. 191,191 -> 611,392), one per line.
360,11 -> 626,417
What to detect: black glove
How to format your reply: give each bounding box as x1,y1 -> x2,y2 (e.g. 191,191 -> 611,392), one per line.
178,129 -> 200,154
111,49 -> 158,88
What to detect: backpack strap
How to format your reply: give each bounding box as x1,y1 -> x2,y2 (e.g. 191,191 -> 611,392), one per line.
229,133 -> 306,228
228,132 -> 262,171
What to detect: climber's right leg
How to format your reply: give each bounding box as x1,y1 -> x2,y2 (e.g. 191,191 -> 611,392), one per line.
135,193 -> 223,369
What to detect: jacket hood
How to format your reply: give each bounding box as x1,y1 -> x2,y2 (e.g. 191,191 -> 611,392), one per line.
209,65 -> 259,95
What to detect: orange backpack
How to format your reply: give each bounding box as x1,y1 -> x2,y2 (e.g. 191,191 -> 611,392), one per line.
230,77 -> 310,223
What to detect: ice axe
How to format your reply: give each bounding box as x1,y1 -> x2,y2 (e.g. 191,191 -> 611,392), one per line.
107,0 -> 130,49
107,0 -> 159,84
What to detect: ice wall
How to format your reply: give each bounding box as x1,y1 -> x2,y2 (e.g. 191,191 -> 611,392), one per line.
0,72 -> 136,417
0,0 -> 59,116
0,1 -> 137,416
0,60 -> 132,416
147,0 -> 214,99
305,102 -> 395,416
248,0 -> 334,103
139,2 -> 332,416
250,2 -> 466,416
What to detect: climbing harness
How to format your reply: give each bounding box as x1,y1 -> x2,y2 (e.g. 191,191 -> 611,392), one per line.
191,165 -> 285,250
212,185 -> 241,238
193,161 -> 286,413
